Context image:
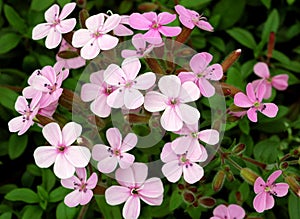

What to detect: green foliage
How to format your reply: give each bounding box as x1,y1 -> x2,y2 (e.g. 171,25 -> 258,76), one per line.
0,33 -> 22,55
227,28 -> 257,49
5,188 -> 39,203
8,134 -> 28,159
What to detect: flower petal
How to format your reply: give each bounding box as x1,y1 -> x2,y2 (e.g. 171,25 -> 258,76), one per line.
62,122 -> 82,146
57,18 -> 76,33
213,204 -> 229,218
144,91 -> 167,112
179,81 -> 200,102
81,83 -> 101,102
158,12 -> 176,24
122,133 -> 137,152
80,189 -> 93,205
254,177 -> 266,194
197,77 -> 215,97
178,72 -> 196,83
98,34 -> 119,50
246,83 -> 257,102
161,106 -> 183,131
32,23 -> 50,40
198,129 -> 219,145
133,72 -> 156,90
178,103 -> 200,125
72,29 -> 91,48
139,194 -> 163,206
61,176 -> 80,189
123,196 -> 141,219
91,95 -> 111,118
124,88 -> 144,109
65,146 -> 91,167
104,64 -> 126,86
114,24 -> 134,36
90,70 -> 104,84
234,92 -> 253,108
228,204 -> 246,219
64,190 -> 81,207
205,64 -> 223,80
105,185 -> 130,205
160,142 -> 177,163
253,192 -> 267,213
80,39 -> 100,60
267,170 -> 282,185
272,74 -> 289,90
106,88 -> 125,108
254,62 -> 270,79
159,26 -> 181,37
121,57 -> 141,81
54,153 -> 75,179
190,52 -> 212,74
45,28 -> 62,49
45,4 -> 59,22
265,192 -> 275,210
92,144 -> 110,161
129,13 -> 152,30
131,33 -> 146,50
8,116 -> 23,133
182,163 -> 204,184
103,14 -> 121,33
273,183 -> 289,197
59,2 -> 76,20
171,136 -> 192,155
143,29 -> 162,45
158,75 -> 181,98
86,14 -> 104,32
106,127 -> 122,149
196,20 -> 214,32
97,156 -> 118,173
86,172 -> 98,189
118,153 -> 135,169
33,146 -> 57,168
247,107 -> 258,122
42,122 -> 62,146
260,103 -> 278,118
162,161 -> 182,183
121,49 -> 140,58
139,177 -> 163,198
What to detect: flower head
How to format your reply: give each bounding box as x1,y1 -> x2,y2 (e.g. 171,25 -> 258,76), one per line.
178,52 -> 223,97
253,170 -> 289,213
175,5 -> 213,31
104,57 -> 156,109
161,142 -> 204,184
32,3 -> 76,49
33,122 -> 91,179
81,70 -> 116,117
234,83 -> 278,122
144,75 -> 200,131
105,163 -> 164,219
252,62 -> 289,99
72,13 -> 121,59
92,127 -> 137,173
61,168 -> 98,207
129,12 -> 182,44
210,204 -> 245,219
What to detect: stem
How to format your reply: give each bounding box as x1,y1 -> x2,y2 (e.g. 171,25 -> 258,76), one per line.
175,26 -> 193,44
239,155 -> 267,170
280,153 -> 291,162
266,32 -> 275,65
221,49 -> 242,75
144,57 -> 164,75
0,68 -> 26,78
77,204 -> 89,219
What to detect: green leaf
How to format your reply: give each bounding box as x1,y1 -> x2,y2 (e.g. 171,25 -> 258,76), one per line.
212,0 -> 245,29
238,182 -> 250,202
277,61 -> 300,73
22,205 -> 43,219
180,0 -> 212,8
57,0 -> 72,7
253,138 -> 280,163
226,66 -> 246,90
169,190 -> 183,211
26,164 -> 42,176
0,184 -> 17,194
287,0 -> 295,5
271,50 -> 290,65
3,4 -> 26,33
0,32 -> 22,54
94,195 -> 122,219
187,206 -> 202,219
30,0 -> 55,11
208,36 -> 226,52
238,116 -> 250,135
227,28 -> 256,49
288,193 -> 300,219
0,212 -> 12,219
5,188 -> 39,203
8,134 -> 28,159
262,9 -> 279,44
56,202 -> 78,219
49,187 -> 69,203
119,0 -> 133,14
260,0 -> 271,9
241,60 -> 256,79
42,169 -> 56,191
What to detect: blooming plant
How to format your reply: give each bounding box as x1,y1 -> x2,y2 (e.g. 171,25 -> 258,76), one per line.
1,1 -> 300,219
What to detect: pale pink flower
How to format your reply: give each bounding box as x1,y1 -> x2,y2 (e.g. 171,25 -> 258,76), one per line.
81,70 -> 115,117
8,96 -> 39,135
92,127 -> 137,173
33,122 -> 91,179
32,3 -> 76,49
253,170 -> 289,213
105,163 -> 164,219
121,33 -> 162,58
104,57 -> 156,109
161,142 -> 204,184
234,83 -> 278,122
144,75 -> 200,131
56,39 -> 86,69
129,12 -> 182,44
210,204 -> 246,219
171,123 -> 219,161
252,62 -> 289,99
174,5 -> 213,31
61,168 -> 98,207
113,15 -> 134,36
178,52 -> 223,97
72,13 -> 121,60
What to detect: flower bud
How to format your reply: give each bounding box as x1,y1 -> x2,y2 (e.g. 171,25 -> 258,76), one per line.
138,2 -> 158,12
183,191 -> 195,204
79,9 -> 89,28
76,0 -> 86,8
232,143 -> 246,155
198,197 -> 216,208
57,51 -> 79,59
240,168 -> 259,185
212,170 -> 226,192
221,49 -> 241,73
285,175 -> 300,197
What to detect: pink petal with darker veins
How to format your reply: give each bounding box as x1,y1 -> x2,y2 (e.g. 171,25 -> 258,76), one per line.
64,190 -> 81,207
45,4 -> 59,22
273,183 -> 289,197
139,177 -> 163,198
198,129 -> 219,145
104,64 -> 127,86
161,106 -> 183,131
182,163 -> 204,184
160,142 -> 178,163
178,72 -> 196,83
80,39 -> 100,60
98,34 -> 119,50
178,103 -> 200,125
228,204 -> 246,219
196,20 -> 214,32
133,72 -> 156,90
118,153 -> 135,169
121,58 -> 141,80
158,12 -> 176,24
260,103 -> 278,118
59,3 -> 76,20
171,136 -> 193,155
106,128 -> 122,149
32,23 -> 51,40
254,177 -> 265,194
213,204 -> 229,218
247,107 -> 258,122
124,89 -> 144,109
129,13 -> 152,30
97,156 -> 118,173
123,196 -> 141,219
91,95 -> 111,117
65,146 -> 91,167
190,52 -> 212,74
105,186 -> 131,205
245,83 -> 256,102
144,91 -> 167,112
33,146 -> 57,168
81,83 -> 101,102
267,170 -> 282,185
143,29 -> 162,44
56,18 -> 76,33
62,122 -> 82,146
42,122 -> 62,145
159,26 -> 182,37
198,77 -> 215,97
254,62 -> 270,79
234,92 -> 253,108
162,160 -> 183,183
158,75 -> 181,98
72,29 -> 91,47
107,88 -> 125,108
45,28 -> 62,49
8,116 -> 24,133
54,153 -> 75,179
122,133 -> 137,152
80,189 -> 93,205
272,74 -> 289,90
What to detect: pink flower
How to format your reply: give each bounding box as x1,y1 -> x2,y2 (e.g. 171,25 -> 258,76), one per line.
210,204 -> 246,219
92,127 -> 137,173
61,168 -> 98,207
121,33 -> 162,58
81,70 -> 115,117
113,15 -> 134,36
33,122 -> 91,179
105,163 -> 164,219
171,123 -> 219,161
144,75 -> 200,131
253,170 -> 289,213
174,5 -> 213,31
72,13 -> 121,60
56,39 -> 86,69
234,83 -> 278,122
8,96 -> 39,135
252,62 -> 289,99
178,52 -> 223,97
32,3 -> 76,49
161,142 -> 204,184
104,57 -> 156,109
129,12 -> 182,44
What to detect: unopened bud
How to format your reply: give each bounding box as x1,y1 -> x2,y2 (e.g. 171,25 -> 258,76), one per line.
138,2 -> 158,12
57,51 -> 79,59
285,175 -> 300,197
223,165 -> 235,182
183,191 -> 195,204
76,0 -> 86,8
79,9 -> 89,28
220,83 -> 242,97
280,162 -> 289,170
177,183 -> 185,190
212,170 -> 226,192
198,197 -> 216,208
232,143 -> 246,155
62,31 -> 74,46
221,49 -> 242,73
240,168 -> 259,185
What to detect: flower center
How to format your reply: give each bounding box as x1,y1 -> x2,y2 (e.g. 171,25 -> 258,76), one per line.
151,22 -> 160,29
44,82 -> 58,94
57,145 -> 67,153
105,86 -> 114,95
131,188 -> 139,195
74,179 -> 88,193
178,154 -> 193,168
168,98 -> 179,106
191,132 -> 198,138
22,108 -> 33,122
93,31 -> 103,39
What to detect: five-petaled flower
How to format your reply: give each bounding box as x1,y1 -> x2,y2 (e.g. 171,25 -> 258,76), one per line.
253,170 -> 289,213
105,163 -> 164,219
104,57 -> 156,109
129,12 -> 182,44
33,122 -> 91,179
210,204 -> 246,219
61,168 -> 98,207
161,142 -> 204,184
72,13 -> 121,60
175,5 -> 214,31
252,62 -> 289,99
234,83 -> 278,122
178,52 -> 223,98
144,75 -> 200,131
32,3 -> 76,49
92,127 -> 137,173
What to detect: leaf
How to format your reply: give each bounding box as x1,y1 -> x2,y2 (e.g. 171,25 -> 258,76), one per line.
119,0 -> 133,14
0,212 -> 12,219
0,32 -> 22,54
8,134 -> 28,159
180,0 -> 212,8
49,187 -> 69,203
94,195 -> 122,219
169,190 -> 183,211
271,50 -> 290,65
253,138 -> 280,163
212,0 -> 245,29
287,0 -> 296,5
26,164 -> 42,176
241,60 -> 256,79
227,28 -> 256,49
238,116 -> 250,135
22,205 -> 43,219
277,61 -> 300,73
57,0 -> 72,7
56,202 -> 78,219
3,4 -> 26,33
208,36 -> 226,52
187,206 -> 202,219
262,9 -> 279,44
42,169 -> 56,191
288,193 -> 300,219
5,188 -> 39,203
260,0 -> 271,9
0,184 -> 17,194
30,0 -> 55,11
